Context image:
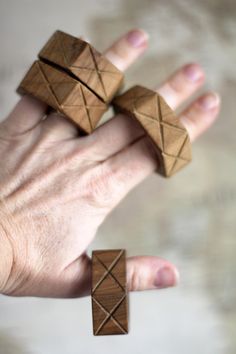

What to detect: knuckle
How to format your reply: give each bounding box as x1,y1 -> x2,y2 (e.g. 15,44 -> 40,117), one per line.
128,265 -> 140,291
168,81 -> 181,95
167,75 -> 184,94
42,114 -> 77,140
181,114 -> 195,139
108,44 -> 127,61
51,143 -> 90,171
84,163 -> 124,209
85,167 -> 115,208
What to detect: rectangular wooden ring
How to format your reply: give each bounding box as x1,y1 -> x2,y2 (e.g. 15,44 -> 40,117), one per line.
91,249 -> 129,335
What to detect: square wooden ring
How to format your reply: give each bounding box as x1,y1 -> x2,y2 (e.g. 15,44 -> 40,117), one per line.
39,30 -> 124,103
17,60 -> 107,134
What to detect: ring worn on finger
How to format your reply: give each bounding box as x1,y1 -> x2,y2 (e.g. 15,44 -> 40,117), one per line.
16,30 -> 124,134
91,249 -> 129,336
113,85 -> 192,177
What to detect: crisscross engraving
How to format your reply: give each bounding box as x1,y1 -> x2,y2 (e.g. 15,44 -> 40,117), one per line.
92,294 -> 127,335
92,249 -> 124,294
56,33 -> 70,67
94,255 -> 126,293
113,85 -> 191,176
88,46 -> 108,101
134,93 -> 190,173
36,62 -> 94,131
78,84 -> 93,131
39,30 -> 123,102
91,249 -> 128,335
36,62 -> 61,108
18,60 -> 107,134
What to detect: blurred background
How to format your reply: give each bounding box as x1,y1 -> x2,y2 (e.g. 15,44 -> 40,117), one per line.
0,0 -> 235,353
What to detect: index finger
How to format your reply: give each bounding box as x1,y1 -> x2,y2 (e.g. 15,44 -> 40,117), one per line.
104,29 -> 149,71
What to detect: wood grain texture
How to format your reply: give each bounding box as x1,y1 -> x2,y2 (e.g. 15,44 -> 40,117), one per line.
91,249 -> 128,336
113,85 -> 192,177
17,60 -> 107,134
39,30 -> 124,103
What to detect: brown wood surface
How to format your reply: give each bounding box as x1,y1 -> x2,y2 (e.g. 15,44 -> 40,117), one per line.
17,60 -> 107,134
113,85 -> 192,177
39,30 -> 123,103
91,249 -> 128,336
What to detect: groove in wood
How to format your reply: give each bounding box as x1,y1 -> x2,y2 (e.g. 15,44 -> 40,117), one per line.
17,60 -> 107,134
91,249 -> 128,336
113,85 -> 192,177
39,30 -> 124,103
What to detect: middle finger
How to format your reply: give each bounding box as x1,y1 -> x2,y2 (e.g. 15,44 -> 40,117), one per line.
42,29 -> 149,139
89,63 -> 205,160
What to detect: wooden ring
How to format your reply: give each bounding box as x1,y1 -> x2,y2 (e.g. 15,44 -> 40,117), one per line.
91,249 -> 129,336
113,85 -> 192,177
17,30 -> 124,134
39,30 -> 124,103
17,60 -> 107,134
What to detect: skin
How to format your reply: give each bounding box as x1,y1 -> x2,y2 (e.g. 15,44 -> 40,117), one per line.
0,29 -> 220,298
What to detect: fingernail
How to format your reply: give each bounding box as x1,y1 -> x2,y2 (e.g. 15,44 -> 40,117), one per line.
126,29 -> 149,48
183,63 -> 204,82
198,93 -> 220,110
154,266 -> 179,289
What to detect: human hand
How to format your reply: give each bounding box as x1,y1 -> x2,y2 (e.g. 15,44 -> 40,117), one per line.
0,29 -> 220,297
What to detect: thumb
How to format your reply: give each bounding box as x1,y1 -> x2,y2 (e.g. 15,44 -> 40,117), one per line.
63,254 -> 179,298
126,256 -> 179,291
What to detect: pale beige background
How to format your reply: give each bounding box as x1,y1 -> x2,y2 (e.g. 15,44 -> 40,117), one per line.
0,0 -> 235,353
